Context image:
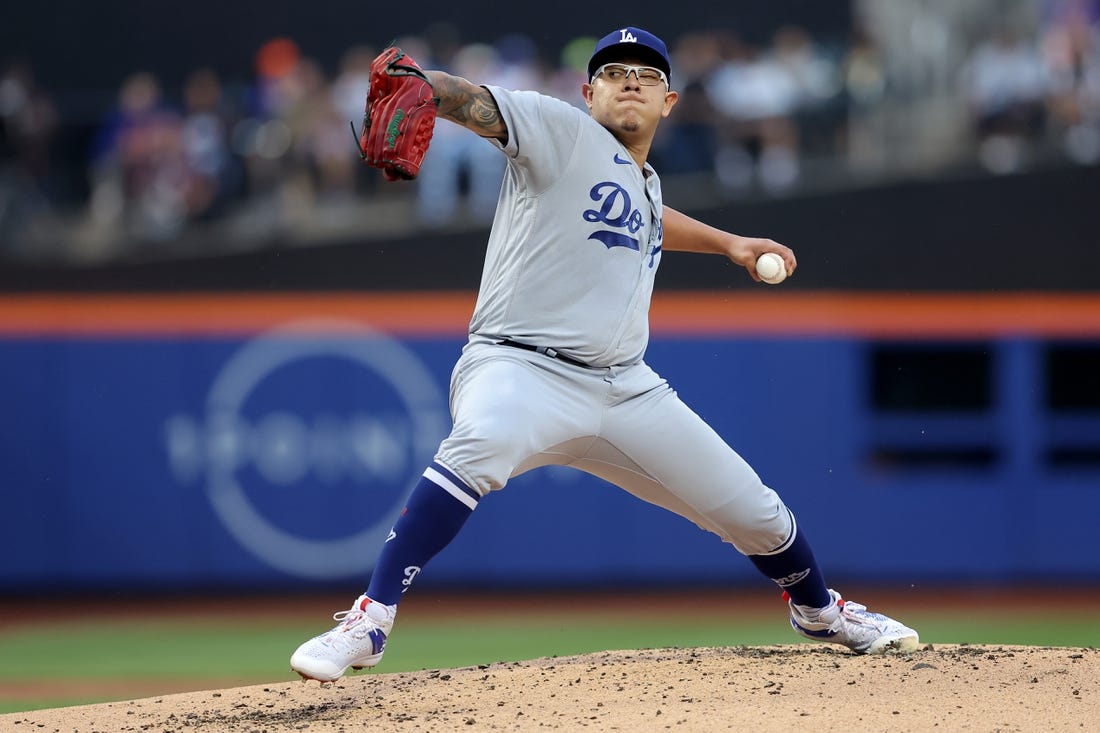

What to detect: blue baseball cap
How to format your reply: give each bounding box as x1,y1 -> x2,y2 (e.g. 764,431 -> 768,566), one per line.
588,27 -> 672,81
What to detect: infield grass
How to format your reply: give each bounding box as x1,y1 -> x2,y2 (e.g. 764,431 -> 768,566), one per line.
0,604 -> 1096,714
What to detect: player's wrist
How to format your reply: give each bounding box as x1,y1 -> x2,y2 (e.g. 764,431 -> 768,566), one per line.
724,234 -> 753,265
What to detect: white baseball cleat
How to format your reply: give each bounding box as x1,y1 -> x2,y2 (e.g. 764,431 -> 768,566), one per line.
787,589 -> 920,654
290,594 -> 396,682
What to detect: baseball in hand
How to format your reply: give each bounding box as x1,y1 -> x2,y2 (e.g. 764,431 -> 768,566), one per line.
755,252 -> 788,285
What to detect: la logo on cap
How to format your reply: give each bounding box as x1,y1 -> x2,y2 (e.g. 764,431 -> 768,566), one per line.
619,29 -> 638,42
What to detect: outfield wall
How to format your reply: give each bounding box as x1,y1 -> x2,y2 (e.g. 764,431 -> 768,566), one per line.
2,292 -> 1099,591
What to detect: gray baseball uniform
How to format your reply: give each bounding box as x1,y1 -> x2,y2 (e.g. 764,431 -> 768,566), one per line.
435,87 -> 794,557
291,35 -> 919,685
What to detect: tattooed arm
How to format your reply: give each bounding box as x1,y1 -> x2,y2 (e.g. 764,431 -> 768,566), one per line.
425,71 -> 508,144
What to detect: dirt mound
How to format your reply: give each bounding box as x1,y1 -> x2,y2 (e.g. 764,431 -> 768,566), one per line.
3,644 -> 1096,732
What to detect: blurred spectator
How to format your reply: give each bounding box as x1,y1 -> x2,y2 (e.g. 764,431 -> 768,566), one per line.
331,45 -> 382,195
415,41 -> 510,227
650,31 -> 724,177
331,45 -> 375,125
288,57 -> 358,203
770,26 -> 845,158
704,35 -> 802,193
180,67 -> 243,221
545,35 -> 598,107
960,26 -> 1051,174
1041,0 -> 1100,163
669,30 -> 727,87
838,24 -> 888,171
232,37 -> 299,211
230,38 -> 331,234
88,71 -> 190,244
651,79 -> 720,177
0,62 -> 58,253
493,33 -> 544,92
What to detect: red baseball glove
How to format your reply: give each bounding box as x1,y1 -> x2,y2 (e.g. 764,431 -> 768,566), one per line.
356,46 -> 438,181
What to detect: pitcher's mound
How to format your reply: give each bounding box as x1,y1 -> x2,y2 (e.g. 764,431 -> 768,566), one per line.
4,644 -> 1097,731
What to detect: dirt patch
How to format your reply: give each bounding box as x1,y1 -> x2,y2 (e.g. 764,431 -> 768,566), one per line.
4,644 -> 1096,732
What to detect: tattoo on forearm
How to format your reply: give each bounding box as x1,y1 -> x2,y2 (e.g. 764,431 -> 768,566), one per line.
431,73 -> 505,138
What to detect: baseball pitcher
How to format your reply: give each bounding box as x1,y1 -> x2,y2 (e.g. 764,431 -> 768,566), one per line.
292,26 -> 919,683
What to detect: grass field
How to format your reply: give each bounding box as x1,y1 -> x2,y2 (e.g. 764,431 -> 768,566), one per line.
1,590 -> 1097,714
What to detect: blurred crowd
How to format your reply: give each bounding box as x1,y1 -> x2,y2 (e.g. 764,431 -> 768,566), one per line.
963,0 -> 1100,172
1,0 -> 1099,262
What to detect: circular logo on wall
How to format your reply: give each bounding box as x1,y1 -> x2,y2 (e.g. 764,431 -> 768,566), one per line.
165,319 -> 449,578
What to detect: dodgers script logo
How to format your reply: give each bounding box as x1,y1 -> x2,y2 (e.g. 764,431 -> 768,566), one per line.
584,181 -> 644,251
583,181 -> 661,267
163,320 -> 448,579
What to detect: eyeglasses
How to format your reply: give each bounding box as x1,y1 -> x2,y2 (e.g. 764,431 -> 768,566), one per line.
591,63 -> 669,87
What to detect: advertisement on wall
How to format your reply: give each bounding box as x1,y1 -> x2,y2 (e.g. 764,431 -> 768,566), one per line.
2,293 -> 1098,589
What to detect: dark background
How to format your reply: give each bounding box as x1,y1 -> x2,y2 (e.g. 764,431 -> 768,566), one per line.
4,1 -> 853,98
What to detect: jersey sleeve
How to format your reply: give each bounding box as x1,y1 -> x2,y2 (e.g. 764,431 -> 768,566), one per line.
482,86 -> 586,194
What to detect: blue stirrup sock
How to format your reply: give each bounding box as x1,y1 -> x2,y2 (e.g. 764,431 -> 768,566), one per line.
747,515 -> 832,610
365,461 -> 480,606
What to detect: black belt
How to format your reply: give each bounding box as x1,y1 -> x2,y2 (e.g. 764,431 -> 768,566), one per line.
498,339 -> 589,368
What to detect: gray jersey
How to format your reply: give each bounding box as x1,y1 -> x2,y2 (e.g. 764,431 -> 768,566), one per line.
467,86 -> 665,368
436,87 -> 793,562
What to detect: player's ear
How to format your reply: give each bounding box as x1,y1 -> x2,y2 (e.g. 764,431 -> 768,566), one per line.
581,82 -> 594,109
661,89 -> 679,117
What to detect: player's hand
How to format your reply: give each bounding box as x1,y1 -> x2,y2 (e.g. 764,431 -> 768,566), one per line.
728,236 -> 796,283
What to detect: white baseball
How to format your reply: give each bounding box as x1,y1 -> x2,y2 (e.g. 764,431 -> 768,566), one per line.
755,252 -> 787,285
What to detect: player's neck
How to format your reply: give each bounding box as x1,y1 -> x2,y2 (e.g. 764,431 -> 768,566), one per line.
614,141 -> 650,170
